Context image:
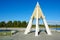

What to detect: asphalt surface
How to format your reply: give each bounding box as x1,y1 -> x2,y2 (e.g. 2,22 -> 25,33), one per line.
0,31 -> 60,40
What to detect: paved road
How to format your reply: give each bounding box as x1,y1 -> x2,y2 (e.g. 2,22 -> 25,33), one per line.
0,31 -> 60,40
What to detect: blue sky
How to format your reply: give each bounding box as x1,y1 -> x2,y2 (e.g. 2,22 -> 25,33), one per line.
0,0 -> 60,24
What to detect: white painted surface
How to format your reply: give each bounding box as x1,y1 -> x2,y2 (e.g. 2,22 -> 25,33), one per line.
43,18 -> 52,35
24,18 -> 33,34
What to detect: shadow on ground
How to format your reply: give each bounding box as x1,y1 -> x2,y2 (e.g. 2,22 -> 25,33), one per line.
29,30 -> 47,35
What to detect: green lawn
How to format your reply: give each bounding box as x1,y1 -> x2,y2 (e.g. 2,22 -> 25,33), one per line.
0,31 -> 12,36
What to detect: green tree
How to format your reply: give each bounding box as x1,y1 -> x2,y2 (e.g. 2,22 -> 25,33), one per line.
13,21 -> 18,27
0,21 -> 6,27
6,21 -> 12,27
0,22 -> 1,27
17,21 -> 21,27
21,21 -> 27,28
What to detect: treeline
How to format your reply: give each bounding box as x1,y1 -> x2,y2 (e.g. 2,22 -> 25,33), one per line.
33,24 -> 60,28
0,21 -> 60,28
0,21 -> 28,28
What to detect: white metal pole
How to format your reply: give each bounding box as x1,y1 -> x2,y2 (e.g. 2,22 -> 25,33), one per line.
35,3 -> 39,36
43,18 -> 52,35
24,18 -> 33,34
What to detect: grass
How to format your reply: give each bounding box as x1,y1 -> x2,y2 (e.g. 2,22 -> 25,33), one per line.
0,31 -> 12,36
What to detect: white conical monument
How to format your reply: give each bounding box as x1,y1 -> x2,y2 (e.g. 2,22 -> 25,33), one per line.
24,2 -> 52,36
